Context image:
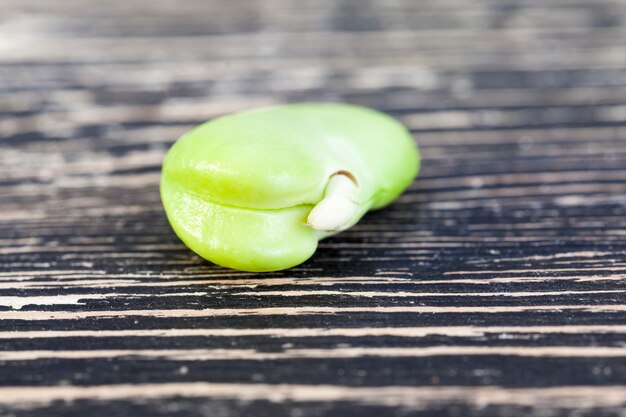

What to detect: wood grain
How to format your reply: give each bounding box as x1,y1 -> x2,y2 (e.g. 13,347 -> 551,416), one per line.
1,0 -> 626,416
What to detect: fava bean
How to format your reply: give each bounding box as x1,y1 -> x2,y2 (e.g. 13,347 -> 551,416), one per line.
161,103 -> 420,271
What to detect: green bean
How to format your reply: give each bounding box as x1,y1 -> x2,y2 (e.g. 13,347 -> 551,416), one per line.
161,103 -> 420,271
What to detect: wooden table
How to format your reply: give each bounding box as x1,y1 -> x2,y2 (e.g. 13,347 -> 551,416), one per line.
1,1 -> 625,416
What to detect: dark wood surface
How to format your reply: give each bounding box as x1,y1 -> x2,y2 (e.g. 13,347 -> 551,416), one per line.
1,1 -> 626,416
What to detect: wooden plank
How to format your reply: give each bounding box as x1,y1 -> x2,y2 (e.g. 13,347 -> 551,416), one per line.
1,0 -> 625,416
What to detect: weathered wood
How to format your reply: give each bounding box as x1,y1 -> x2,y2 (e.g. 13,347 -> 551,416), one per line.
1,0 -> 625,416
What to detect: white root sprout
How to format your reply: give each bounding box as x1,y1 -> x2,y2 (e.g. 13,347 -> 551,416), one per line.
306,171 -> 360,232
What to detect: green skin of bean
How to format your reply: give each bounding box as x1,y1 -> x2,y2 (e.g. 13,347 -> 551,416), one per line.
161,103 -> 420,272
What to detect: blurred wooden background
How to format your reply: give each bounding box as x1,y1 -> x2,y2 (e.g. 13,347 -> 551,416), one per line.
1,0 -> 625,416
